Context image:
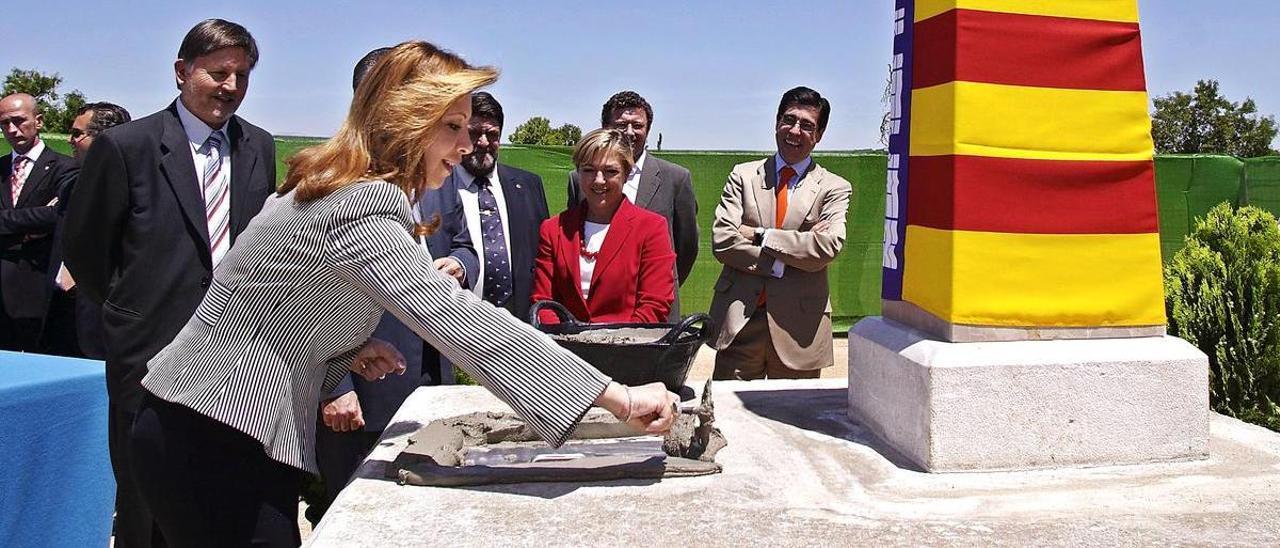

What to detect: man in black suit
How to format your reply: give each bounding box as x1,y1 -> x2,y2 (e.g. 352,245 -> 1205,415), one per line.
0,92 -> 79,351
63,19 -> 274,548
311,48 -> 481,520
449,91 -> 549,324
568,91 -> 698,320
39,102 -> 132,358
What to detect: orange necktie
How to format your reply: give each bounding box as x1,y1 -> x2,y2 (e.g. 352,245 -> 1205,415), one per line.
759,166 -> 797,307
776,165 -> 795,228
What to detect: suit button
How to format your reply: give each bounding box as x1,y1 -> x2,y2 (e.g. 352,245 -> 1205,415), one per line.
200,277 -> 211,288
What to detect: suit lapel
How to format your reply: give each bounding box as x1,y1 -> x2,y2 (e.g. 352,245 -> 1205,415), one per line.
785,162 -> 822,229
158,104 -> 212,256
496,165 -> 525,227
752,156 -> 778,227
496,165 -> 531,270
0,156 -> 12,209
14,148 -> 56,208
588,200 -> 636,295
635,156 -> 661,209
559,205 -> 589,312
227,117 -> 261,240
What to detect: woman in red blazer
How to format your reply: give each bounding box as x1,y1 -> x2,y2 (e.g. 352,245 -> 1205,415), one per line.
532,129 -> 676,324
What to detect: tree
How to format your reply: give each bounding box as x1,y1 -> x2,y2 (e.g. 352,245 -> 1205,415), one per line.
554,123 -> 582,146
510,116 -> 552,145
3,68 -> 86,133
1151,80 -> 1278,157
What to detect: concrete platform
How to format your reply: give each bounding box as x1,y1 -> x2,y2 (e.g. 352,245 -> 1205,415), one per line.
848,317 -> 1210,471
308,380 -> 1280,547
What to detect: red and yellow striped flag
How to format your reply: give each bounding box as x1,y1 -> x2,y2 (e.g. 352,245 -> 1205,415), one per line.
895,0 -> 1165,329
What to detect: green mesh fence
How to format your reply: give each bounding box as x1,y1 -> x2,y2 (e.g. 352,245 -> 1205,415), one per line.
1242,157 -> 1280,218
1153,155 -> 1244,261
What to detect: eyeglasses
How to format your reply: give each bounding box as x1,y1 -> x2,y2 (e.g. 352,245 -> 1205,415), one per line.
779,115 -> 819,134
69,129 -> 92,140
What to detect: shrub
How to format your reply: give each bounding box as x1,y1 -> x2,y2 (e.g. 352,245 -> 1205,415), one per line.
1164,202 -> 1280,430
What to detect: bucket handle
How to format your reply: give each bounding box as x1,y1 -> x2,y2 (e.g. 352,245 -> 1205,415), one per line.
529,300 -> 581,329
659,313 -> 712,345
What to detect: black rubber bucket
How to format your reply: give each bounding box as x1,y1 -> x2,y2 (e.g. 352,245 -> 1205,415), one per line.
530,301 -> 712,393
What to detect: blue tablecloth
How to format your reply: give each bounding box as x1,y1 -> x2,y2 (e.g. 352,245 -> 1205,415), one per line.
0,351 -> 113,547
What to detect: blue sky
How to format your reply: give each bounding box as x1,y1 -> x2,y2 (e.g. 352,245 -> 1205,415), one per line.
9,0 -> 1279,150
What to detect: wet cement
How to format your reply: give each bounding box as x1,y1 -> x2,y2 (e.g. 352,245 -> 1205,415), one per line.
388,381 -> 725,487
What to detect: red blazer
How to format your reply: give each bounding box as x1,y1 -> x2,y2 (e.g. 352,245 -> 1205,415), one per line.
532,199 -> 676,324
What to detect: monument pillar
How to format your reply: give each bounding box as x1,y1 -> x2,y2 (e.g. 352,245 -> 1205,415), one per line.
852,0 -> 1210,471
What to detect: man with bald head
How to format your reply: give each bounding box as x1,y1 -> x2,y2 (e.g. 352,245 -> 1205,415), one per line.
0,92 -> 78,351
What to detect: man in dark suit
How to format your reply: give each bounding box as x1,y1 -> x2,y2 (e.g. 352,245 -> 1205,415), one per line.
311,48 -> 480,519
568,91 -> 698,320
0,93 -> 79,351
449,92 -> 549,324
39,102 -> 133,358
63,19 -> 274,548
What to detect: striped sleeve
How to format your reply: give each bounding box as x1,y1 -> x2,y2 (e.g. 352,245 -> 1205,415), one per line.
322,346 -> 361,395
323,183 -> 611,447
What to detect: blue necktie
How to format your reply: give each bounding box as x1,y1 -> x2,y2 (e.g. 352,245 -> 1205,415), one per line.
476,176 -> 513,308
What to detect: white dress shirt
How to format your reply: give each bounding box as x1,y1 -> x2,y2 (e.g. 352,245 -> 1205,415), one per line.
622,150 -> 647,203
175,99 -> 232,190
455,166 -> 512,299
763,153 -> 813,278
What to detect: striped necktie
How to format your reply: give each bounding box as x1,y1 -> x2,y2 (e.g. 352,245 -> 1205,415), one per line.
9,155 -> 29,205
202,131 -> 231,266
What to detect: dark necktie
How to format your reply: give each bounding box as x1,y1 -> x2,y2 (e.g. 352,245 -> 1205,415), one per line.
476,176 -> 513,308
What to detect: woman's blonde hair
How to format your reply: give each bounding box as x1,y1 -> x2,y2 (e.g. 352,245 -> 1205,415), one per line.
571,128 -> 635,174
280,41 -> 498,203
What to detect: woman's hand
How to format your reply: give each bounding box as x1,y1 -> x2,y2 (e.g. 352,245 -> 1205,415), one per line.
594,381 -> 679,434
433,257 -> 465,284
320,392 -> 366,432
348,337 -> 407,381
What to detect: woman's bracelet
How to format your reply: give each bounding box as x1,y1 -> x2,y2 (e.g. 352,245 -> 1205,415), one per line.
622,385 -> 634,422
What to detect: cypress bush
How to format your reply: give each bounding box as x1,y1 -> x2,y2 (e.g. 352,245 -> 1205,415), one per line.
1164,202 -> 1280,430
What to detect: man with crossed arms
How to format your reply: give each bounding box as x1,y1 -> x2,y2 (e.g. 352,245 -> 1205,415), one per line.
708,86 -> 852,380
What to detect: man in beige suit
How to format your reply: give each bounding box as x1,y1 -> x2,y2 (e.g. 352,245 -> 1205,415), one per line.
709,86 -> 852,380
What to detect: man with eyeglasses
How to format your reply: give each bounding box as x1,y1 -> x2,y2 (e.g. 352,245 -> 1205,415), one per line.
69,102 -> 132,161
708,86 -> 852,380
37,102 -> 134,358
0,93 -> 79,352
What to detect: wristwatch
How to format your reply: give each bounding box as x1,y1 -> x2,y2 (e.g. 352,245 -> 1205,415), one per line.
753,227 -> 766,246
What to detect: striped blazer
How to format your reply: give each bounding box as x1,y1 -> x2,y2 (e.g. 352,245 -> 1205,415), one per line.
142,180 -> 610,473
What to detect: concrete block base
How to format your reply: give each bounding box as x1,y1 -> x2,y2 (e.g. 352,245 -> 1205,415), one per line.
848,316 -> 1210,472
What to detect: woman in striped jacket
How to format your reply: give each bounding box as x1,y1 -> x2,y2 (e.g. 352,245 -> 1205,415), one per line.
128,41 -> 679,547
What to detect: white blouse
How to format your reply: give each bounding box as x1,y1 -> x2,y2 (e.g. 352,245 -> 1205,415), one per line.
579,221 -> 610,298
